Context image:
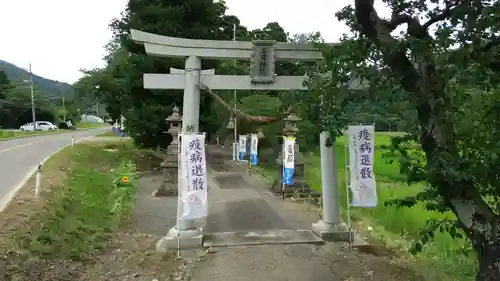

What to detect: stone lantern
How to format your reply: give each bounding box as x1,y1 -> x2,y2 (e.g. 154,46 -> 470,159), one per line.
155,106 -> 182,197
257,127 -> 265,139
271,113 -> 315,197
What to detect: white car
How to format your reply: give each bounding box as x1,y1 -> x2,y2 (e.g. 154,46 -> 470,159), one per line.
19,121 -> 57,131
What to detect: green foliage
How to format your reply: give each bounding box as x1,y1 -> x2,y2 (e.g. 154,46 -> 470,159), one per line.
125,102 -> 171,148
238,94 -> 282,116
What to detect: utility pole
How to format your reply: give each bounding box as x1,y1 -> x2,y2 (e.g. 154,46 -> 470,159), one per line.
232,23 -> 238,161
29,63 -> 36,130
60,83 -> 66,121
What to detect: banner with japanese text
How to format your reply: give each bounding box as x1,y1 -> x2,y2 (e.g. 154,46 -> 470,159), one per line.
250,134 -> 259,165
347,125 -> 377,207
282,137 -> 295,185
179,134 -> 208,219
238,134 -> 247,161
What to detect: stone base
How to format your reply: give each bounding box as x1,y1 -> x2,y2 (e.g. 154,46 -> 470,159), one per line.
152,187 -> 178,197
155,227 -> 204,252
312,220 -> 352,242
270,180 -> 320,199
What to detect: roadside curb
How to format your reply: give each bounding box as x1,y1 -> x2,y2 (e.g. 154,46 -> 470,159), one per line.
0,134 -> 95,212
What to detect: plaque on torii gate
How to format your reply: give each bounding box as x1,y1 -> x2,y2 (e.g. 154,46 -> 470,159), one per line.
129,29 -> 337,251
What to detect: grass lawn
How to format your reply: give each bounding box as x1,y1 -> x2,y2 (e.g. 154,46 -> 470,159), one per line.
98,131 -> 120,137
0,140 -> 142,277
261,132 -> 476,281
77,122 -> 109,129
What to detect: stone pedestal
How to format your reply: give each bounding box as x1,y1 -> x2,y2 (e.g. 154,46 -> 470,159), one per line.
154,106 -> 182,197
155,137 -> 179,197
223,133 -> 233,150
270,113 -> 319,198
312,220 -> 351,241
223,117 -> 235,160
271,141 -> 317,197
155,227 -> 204,252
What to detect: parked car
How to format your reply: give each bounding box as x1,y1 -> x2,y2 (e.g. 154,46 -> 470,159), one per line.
19,121 -> 57,131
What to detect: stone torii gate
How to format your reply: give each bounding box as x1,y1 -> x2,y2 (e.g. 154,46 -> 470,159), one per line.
130,29 -> 348,250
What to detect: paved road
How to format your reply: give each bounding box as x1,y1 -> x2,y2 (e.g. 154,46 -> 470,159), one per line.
0,128 -> 107,209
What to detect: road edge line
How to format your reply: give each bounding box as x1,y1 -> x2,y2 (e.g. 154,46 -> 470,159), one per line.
0,135 -> 95,212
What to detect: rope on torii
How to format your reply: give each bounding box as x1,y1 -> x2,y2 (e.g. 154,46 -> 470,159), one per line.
198,84 -> 292,125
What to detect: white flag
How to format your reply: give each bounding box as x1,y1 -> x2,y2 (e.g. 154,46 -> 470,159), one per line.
282,137 -> 295,185
238,134 -> 247,161
250,134 -> 259,165
348,125 -> 377,207
179,134 -> 208,219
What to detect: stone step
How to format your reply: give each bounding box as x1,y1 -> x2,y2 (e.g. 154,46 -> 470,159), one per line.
203,229 -> 324,247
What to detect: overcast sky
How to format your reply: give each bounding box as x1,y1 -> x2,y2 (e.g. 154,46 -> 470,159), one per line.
0,0 -> 389,84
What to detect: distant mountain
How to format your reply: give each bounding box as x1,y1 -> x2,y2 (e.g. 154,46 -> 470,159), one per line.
0,60 -> 72,98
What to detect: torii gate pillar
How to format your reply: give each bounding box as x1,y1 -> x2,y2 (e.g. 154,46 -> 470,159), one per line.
181,56 -> 201,133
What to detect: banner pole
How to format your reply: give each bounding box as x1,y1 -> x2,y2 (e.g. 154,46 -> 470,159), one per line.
177,132 -> 182,258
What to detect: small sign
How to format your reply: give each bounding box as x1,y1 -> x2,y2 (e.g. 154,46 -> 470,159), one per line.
250,40 -> 276,84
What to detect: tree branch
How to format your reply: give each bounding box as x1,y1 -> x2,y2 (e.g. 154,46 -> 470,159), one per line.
385,13 -> 414,31
354,0 -> 420,92
466,36 -> 500,72
422,0 -> 459,30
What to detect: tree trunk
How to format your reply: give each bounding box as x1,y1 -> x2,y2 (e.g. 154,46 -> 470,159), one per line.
477,248 -> 500,281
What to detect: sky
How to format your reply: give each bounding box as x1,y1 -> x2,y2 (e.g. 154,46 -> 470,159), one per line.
0,0 -> 389,84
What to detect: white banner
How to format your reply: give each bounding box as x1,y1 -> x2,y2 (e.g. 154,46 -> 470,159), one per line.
348,125 -> 377,207
238,134 -> 247,161
282,137 -> 295,185
250,134 -> 259,165
179,134 -> 208,219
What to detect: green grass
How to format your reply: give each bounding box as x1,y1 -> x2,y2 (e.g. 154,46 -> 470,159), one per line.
261,132 -> 476,281
8,141 -> 140,261
98,131 -> 120,137
76,122 -> 109,129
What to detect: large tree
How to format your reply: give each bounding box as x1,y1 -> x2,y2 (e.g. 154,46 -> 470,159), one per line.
306,0 -> 500,280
